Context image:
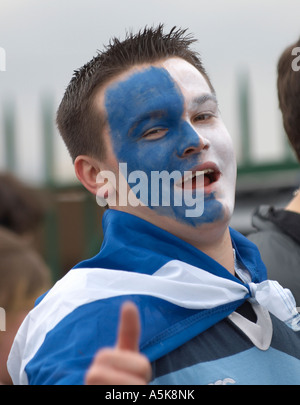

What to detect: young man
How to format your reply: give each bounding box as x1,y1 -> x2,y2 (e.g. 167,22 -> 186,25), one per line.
248,38 -> 300,306
8,26 -> 300,385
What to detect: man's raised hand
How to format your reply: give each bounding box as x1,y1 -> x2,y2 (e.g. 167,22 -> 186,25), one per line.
85,301 -> 151,385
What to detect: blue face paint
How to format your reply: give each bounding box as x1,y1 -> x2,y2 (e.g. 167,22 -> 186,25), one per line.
104,66 -> 223,225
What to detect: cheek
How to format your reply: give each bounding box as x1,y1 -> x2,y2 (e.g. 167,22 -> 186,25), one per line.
222,138 -> 236,181
209,126 -> 236,172
123,138 -> 178,174
221,140 -> 236,178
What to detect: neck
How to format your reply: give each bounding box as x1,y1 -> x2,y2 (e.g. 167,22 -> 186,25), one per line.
112,206 -> 235,275
285,189 -> 300,214
181,226 -> 235,275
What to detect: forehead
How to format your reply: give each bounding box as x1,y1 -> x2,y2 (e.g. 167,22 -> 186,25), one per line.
105,64 -> 183,120
161,58 -> 212,99
98,58 -> 213,117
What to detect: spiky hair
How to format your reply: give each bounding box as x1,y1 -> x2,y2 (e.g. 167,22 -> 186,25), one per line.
57,24 -> 213,161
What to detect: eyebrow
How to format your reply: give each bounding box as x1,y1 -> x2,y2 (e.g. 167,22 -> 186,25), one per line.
191,94 -> 218,108
128,110 -> 169,136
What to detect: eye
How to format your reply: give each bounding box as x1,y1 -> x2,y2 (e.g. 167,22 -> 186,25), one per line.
193,113 -> 214,123
142,127 -> 168,140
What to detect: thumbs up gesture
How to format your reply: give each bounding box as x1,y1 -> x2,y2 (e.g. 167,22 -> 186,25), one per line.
85,302 -> 152,385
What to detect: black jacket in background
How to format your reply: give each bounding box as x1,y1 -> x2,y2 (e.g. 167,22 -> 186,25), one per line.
247,205 -> 300,306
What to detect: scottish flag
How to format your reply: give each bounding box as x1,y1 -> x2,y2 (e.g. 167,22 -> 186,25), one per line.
7,209 -> 300,385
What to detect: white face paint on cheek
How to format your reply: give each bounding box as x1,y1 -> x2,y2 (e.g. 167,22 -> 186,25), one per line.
163,58 -> 237,221
209,123 -> 237,216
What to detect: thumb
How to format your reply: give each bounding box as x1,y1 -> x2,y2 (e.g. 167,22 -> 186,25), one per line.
116,301 -> 141,352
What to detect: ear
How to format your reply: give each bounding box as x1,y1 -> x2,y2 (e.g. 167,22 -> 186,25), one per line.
74,156 -> 117,207
74,155 -> 102,196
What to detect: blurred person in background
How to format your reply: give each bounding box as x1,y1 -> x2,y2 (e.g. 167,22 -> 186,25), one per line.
0,172 -> 51,383
0,172 -> 46,245
248,37 -> 300,305
0,227 -> 51,384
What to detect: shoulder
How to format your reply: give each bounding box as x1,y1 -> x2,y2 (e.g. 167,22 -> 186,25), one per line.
7,267 -> 125,384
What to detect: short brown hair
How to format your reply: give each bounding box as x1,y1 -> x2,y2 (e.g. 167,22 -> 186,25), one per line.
277,37 -> 300,162
56,25 -> 214,162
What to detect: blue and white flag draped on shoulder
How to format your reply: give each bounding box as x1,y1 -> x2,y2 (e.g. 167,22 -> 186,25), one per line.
7,209 -> 300,385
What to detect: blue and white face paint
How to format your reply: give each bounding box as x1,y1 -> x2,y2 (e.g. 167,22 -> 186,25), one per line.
101,58 -> 236,228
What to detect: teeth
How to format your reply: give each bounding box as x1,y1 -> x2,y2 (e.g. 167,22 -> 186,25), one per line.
175,168 -> 215,187
182,171 -> 202,182
183,169 -> 214,182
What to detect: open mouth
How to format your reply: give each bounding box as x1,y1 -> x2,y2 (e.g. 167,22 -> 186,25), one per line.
176,164 -> 221,190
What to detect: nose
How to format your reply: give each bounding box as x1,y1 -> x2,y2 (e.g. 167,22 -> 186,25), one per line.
177,121 -> 210,158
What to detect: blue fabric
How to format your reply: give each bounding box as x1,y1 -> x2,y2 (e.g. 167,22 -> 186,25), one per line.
151,347 -> 300,385
150,309 -> 300,385
26,209 -> 267,385
74,209 -> 267,283
26,294 -> 244,384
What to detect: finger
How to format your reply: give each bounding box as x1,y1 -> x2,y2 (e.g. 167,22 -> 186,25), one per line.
116,301 -> 140,352
91,348 -> 151,381
85,362 -> 148,385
